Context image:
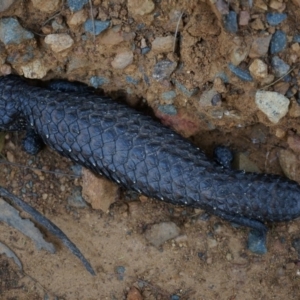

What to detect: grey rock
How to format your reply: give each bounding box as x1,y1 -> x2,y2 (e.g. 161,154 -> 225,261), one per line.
67,187 -> 87,208
271,56 -> 290,77
0,18 -> 34,45
266,13 -> 287,26
161,90 -> 176,100
247,229 -> 267,254
158,104 -> 177,115
224,11 -> 238,33
0,0 -> 16,12
67,0 -> 88,11
293,34 -> 300,43
141,46 -> 151,55
125,75 -> 140,85
145,221 -> 180,247
173,79 -> 199,97
270,30 -> 287,54
228,63 -> 253,81
90,76 -> 109,88
255,90 -> 289,123
152,60 -> 177,81
84,19 -> 110,35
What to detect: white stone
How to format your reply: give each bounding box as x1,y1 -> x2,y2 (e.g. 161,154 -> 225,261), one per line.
255,90 -> 290,123
111,51 -> 133,69
68,10 -> 87,26
152,36 -> 174,53
128,0 -> 155,16
44,34 -> 74,53
20,59 -> 49,79
249,59 -> 268,80
31,0 -> 61,13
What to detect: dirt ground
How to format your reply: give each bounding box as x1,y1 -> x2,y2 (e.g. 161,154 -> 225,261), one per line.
1,0 -> 300,299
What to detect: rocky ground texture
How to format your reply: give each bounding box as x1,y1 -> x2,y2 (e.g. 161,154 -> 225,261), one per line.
0,0 -> 300,299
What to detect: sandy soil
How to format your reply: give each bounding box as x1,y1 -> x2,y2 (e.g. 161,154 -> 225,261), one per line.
0,0 -> 300,299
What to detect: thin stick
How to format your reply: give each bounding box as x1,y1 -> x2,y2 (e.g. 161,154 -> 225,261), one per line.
173,12 -> 184,53
261,64 -> 298,90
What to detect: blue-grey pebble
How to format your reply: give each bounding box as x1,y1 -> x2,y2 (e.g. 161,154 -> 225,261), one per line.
173,79 -> 199,97
0,18 -> 34,45
152,60 -> 177,81
84,19 -> 110,35
161,90 -> 177,100
116,266 -> 126,280
224,11 -> 238,33
292,238 -> 300,256
266,13 -> 287,26
247,229 -> 267,254
293,35 -> 300,43
125,75 -> 140,85
228,63 -> 253,81
67,0 -> 88,11
141,47 -> 151,55
67,186 -> 87,208
270,30 -> 287,54
90,76 -> 109,88
158,104 -> 177,115
271,56 -> 290,77
170,295 -> 180,300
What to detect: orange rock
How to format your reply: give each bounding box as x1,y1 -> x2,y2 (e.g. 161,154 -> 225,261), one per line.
81,169 -> 119,212
127,286 -> 143,300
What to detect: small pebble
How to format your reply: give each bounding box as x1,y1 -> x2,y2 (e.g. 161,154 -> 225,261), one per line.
0,0 -> 16,12
44,34 -> 74,53
126,76 -> 140,85
152,60 -> 177,81
127,0 -> 155,16
228,63 -> 253,81
239,11 -> 250,26
84,19 -> 110,35
170,295 -> 180,300
21,59 -> 49,79
173,79 -> 199,97
266,12 -> 287,26
158,104 -> 177,115
141,47 -> 151,55
0,18 -> 34,45
255,90 -> 289,123
111,51 -> 134,69
32,0 -> 61,13
161,91 -> 177,100
68,10 -> 87,26
271,56 -> 290,77
247,230 -> 267,254
224,11 -> 238,33
270,30 -> 287,54
215,0 -> 229,15
90,76 -> 109,88
152,36 -> 173,53
294,35 -> 300,43
144,221 -> 180,247
249,35 -> 272,58
115,266 -> 126,281
67,187 -> 87,208
292,238 -> 300,257
249,59 -> 268,80
67,0 -> 88,11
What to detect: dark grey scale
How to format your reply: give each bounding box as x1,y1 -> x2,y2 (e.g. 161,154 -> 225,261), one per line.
22,128 -> 44,155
